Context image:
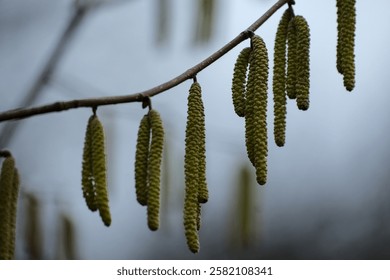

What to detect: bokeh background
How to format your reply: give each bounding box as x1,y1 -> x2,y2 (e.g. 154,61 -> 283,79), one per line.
1,0 -> 390,259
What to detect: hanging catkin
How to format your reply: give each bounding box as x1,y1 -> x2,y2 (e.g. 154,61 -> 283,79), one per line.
81,115 -> 98,212
183,81 -> 208,253
196,83 -> 208,204
134,114 -> 151,206
273,8 -> 293,147
146,109 -> 164,231
336,0 -> 346,75
80,114 -> 113,227
8,168 -> 19,259
286,17 -> 298,100
245,35 -> 269,185
232,47 -> 251,117
0,155 -> 19,260
336,0 -> 356,91
294,15 -> 310,111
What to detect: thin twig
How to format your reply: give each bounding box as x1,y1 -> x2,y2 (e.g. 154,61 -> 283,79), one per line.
0,0 -> 289,123
0,4 -> 89,146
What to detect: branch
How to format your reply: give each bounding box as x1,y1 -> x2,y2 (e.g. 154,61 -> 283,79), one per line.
0,0 -> 289,123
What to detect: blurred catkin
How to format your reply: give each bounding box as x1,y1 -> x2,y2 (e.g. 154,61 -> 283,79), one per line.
8,168 -> 19,259
90,115 -> 111,227
134,114 -> 151,206
147,109 -> 164,231
81,115 -> 98,212
273,9 -> 293,147
0,156 -> 16,259
232,47 -> 251,117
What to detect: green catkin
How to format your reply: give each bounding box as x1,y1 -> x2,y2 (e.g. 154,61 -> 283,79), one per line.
147,109 -> 164,231
0,156 -> 15,260
336,0 -> 345,74
294,15 -> 310,111
250,35 -> 269,186
244,35 -> 268,185
90,115 -> 111,227
196,202 -> 201,231
183,82 -> 206,253
81,115 -> 98,212
286,17 -> 298,100
273,8 -> 293,147
8,168 -> 19,259
134,114 -> 151,206
244,50 -> 256,167
337,0 -> 356,91
232,47 -> 251,117
195,83 -> 208,204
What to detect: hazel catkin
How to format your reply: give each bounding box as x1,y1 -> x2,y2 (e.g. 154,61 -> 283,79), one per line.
134,114 -> 151,206
294,15 -> 310,111
0,156 -> 16,260
90,115 -> 111,227
336,0 -> 356,91
286,17 -> 298,100
8,168 -> 19,259
81,115 -> 98,212
146,109 -> 164,231
245,35 -> 269,185
232,47 -> 251,117
273,8 -> 293,147
194,83 -> 208,204
183,81 -> 208,253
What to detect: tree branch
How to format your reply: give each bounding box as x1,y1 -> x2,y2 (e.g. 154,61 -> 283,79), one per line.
0,0 -> 289,123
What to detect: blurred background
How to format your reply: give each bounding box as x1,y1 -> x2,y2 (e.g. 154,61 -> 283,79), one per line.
1,0 -> 390,259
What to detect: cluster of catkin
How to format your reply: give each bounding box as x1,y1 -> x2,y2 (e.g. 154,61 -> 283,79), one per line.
232,35 -> 269,185
0,152 -> 20,260
232,9 -> 310,183
273,8 -> 311,147
134,109 -> 164,231
183,81 -> 208,253
81,113 -> 111,227
336,0 -> 356,91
